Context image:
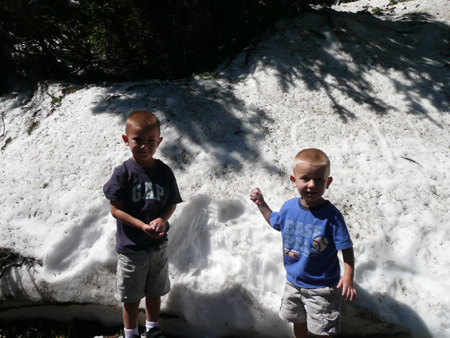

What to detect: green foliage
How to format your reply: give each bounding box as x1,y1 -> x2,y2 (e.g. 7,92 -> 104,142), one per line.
1,0 -> 327,89
51,95 -> 64,106
1,137 -> 12,151
0,318 -> 124,338
27,121 -> 40,135
371,7 -> 384,14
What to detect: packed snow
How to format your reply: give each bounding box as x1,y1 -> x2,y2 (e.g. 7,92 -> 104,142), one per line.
1,0 -> 449,337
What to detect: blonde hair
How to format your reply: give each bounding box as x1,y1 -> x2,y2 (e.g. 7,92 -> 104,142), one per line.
125,110 -> 160,134
294,148 -> 330,174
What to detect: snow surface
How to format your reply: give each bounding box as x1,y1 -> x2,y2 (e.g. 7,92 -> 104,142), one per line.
1,0 -> 449,337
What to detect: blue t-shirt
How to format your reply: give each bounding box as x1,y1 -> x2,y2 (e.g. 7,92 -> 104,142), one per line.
270,198 -> 353,288
103,158 -> 182,253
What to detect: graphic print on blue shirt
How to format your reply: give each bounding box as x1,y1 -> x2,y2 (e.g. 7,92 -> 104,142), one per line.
282,219 -> 326,259
270,198 -> 353,288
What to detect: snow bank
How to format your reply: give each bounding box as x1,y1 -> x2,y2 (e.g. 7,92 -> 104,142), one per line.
1,1 -> 449,337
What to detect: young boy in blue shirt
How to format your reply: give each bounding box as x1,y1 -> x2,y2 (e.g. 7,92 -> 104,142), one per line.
104,110 -> 182,338
250,148 -> 356,338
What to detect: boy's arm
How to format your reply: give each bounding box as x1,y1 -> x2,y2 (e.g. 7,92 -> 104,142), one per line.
250,188 -> 272,225
337,247 -> 357,301
148,204 -> 177,234
110,200 -> 146,230
110,200 -> 168,239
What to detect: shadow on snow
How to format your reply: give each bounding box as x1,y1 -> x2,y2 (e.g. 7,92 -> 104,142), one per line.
90,8 -> 449,176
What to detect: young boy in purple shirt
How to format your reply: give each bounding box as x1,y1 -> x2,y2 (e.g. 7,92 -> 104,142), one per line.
250,148 -> 356,338
104,110 -> 182,338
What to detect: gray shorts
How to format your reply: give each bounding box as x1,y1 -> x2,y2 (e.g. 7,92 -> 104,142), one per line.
115,242 -> 170,303
279,281 -> 341,336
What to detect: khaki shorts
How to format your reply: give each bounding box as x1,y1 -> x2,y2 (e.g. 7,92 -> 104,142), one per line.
115,242 -> 170,303
279,281 -> 341,336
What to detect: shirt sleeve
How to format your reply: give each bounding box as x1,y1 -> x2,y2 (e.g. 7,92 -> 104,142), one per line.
103,166 -> 127,201
269,211 -> 282,232
332,213 -> 353,250
166,168 -> 182,205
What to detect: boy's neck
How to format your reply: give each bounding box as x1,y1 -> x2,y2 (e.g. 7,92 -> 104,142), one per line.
132,156 -> 157,168
300,197 -> 326,208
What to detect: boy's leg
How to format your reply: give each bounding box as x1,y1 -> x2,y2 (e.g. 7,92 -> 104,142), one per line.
116,251 -> 147,337
293,322 -> 308,338
279,282 -> 309,337
123,301 -> 140,329
303,287 -> 341,337
144,243 -> 170,336
145,296 -> 161,322
294,322 -> 334,338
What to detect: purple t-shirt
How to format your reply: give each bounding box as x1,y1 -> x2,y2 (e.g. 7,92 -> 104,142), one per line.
103,158 -> 182,253
270,198 -> 353,288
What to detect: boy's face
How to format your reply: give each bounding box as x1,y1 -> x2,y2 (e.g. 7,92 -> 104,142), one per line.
122,124 -> 162,166
290,162 -> 332,207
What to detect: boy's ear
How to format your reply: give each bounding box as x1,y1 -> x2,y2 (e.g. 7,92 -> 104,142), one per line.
157,136 -> 163,147
326,176 -> 333,189
122,134 -> 129,146
290,175 -> 297,186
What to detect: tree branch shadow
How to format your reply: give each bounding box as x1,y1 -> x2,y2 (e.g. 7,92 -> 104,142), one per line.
225,8 -> 449,124
92,78 -> 280,175
91,7 -> 449,174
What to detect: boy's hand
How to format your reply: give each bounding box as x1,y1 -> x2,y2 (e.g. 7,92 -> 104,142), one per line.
250,188 -> 265,206
337,275 -> 357,301
142,218 -> 166,239
250,187 -> 273,224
